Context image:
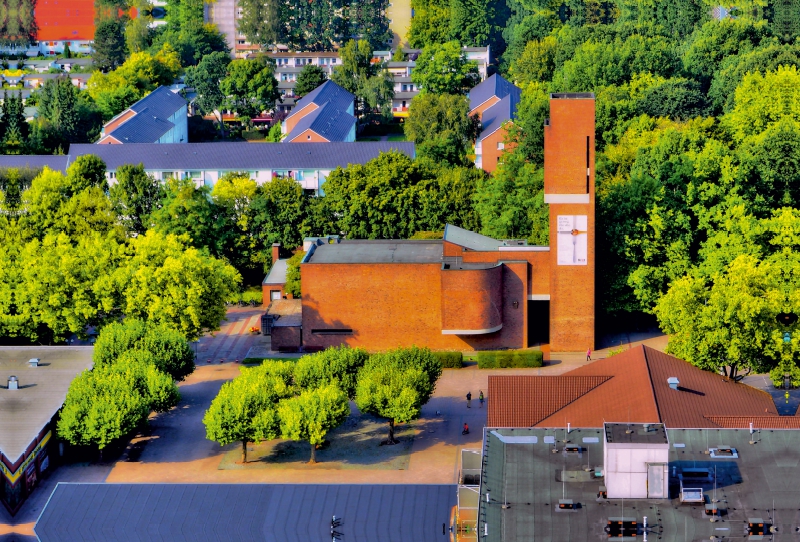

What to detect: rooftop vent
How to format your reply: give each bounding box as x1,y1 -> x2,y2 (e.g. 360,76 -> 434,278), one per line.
667,377 -> 679,390
8,376 -> 18,390
28,358 -> 39,367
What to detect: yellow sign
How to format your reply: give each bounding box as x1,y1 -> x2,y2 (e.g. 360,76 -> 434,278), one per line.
0,431 -> 51,485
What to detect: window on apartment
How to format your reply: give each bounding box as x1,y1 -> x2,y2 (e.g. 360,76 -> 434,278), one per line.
307,135 -> 311,140
497,142 -> 505,150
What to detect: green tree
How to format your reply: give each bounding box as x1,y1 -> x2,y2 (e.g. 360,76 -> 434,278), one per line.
65,154 -> 107,194
293,346 -> 369,399
237,0 -> 280,47
405,93 -> 478,164
93,19 -> 127,72
184,51 -> 231,127
220,56 -> 280,119
509,36 -> 558,86
1,91 -> 28,155
449,0 -> 493,47
203,363 -> 294,463
283,251 -> 304,298
408,0 -> 451,48
294,64 -> 328,97
331,39 -> 381,116
348,0 -> 392,50
151,178 -> 223,254
93,318 -> 196,381
114,231 -> 242,340
474,150 -> 548,242
355,346 -> 441,444
109,164 -> 164,236
250,176 -> 310,255
411,41 -> 480,94
278,383 -> 350,463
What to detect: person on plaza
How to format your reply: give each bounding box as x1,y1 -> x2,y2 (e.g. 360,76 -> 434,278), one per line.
586,348 -> 592,361
479,390 -> 484,408
462,423 -> 469,435
466,391 -> 472,408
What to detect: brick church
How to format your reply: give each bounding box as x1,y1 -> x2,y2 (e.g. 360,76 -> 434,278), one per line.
267,93 -> 596,352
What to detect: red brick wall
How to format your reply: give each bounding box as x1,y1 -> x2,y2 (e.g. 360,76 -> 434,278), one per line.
301,262 -> 527,351
262,284 -> 285,304
288,128 -> 329,142
441,265 -> 503,332
479,125 -> 509,174
272,326 -> 302,352
545,97 -> 596,351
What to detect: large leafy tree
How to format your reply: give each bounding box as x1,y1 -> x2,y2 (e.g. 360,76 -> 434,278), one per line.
411,41 -> 480,95
404,93 -> 479,165
203,363 -> 294,463
293,346 -> 369,399
109,164 -> 164,236
93,318 -> 196,381
113,231 -> 241,340
408,0 -> 451,48
220,57 -> 280,118
331,40 -> 393,117
150,178 -> 223,255
184,51 -> 231,126
93,19 -> 127,72
278,384 -> 350,463
237,0 -> 280,47
294,65 -> 328,97
355,346 -> 441,444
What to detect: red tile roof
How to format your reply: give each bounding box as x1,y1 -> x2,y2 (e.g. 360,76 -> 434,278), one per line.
705,416 -> 800,429
488,345 -> 786,429
36,0 -> 96,41
487,376 -> 610,427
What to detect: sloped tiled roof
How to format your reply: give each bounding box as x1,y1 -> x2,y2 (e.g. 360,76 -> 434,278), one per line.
67,142 -> 416,170
469,74 -> 519,111
104,87 -> 187,144
478,92 -> 520,142
286,101 -> 356,142
488,376 -> 610,427
489,345 -> 786,429
645,346 -> 777,427
704,416 -> 800,429
286,80 -> 353,121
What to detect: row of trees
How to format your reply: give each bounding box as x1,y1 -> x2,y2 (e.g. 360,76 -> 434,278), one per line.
57,319 -> 190,457
204,346 -> 442,463
0,156 -> 241,342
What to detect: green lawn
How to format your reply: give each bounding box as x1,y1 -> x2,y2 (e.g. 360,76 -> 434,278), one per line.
387,134 -> 407,141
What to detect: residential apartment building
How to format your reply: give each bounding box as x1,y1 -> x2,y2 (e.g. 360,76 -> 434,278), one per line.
63,141 -> 416,193
469,74 -> 521,173
97,86 -> 189,145
281,81 -> 356,143
268,52 -> 342,113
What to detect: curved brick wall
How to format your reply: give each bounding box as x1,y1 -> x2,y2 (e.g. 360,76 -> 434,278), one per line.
441,265 -> 503,334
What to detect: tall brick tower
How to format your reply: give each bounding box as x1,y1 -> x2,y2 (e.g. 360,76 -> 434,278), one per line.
543,93 -> 595,352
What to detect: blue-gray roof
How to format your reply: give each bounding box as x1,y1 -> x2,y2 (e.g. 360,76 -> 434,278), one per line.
287,80 -> 354,120
286,100 -> 356,142
66,142 -> 416,170
443,224 -> 503,251
285,80 -> 355,141
0,155 -> 69,173
35,483 -> 456,542
478,92 -> 519,142
468,73 -> 520,111
104,86 -> 187,143
263,259 -> 288,284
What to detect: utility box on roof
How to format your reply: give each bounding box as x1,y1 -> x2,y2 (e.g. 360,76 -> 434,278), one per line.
603,423 -> 669,499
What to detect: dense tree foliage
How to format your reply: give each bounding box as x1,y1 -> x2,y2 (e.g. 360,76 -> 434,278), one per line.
294,65 -> 328,97
410,41 -> 480,95
405,93 -> 480,164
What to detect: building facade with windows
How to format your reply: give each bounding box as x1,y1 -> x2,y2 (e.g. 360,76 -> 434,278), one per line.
469,74 -> 522,173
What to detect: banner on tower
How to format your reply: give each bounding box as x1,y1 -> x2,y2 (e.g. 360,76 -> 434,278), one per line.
556,215 -> 588,266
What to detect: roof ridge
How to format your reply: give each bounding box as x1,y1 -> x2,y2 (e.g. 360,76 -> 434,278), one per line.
641,344 -> 664,423
531,375 -> 612,425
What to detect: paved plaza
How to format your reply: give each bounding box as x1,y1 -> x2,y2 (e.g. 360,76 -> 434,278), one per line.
0,308 -> 670,540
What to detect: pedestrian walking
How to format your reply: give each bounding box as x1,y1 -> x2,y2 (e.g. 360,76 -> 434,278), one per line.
586,348 -> 592,361
462,423 -> 470,435
466,391 -> 472,408
479,390 -> 484,408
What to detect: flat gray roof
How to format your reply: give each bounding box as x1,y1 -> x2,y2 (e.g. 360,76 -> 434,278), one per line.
605,422 -> 668,444
480,427 -> 800,542
263,259 -> 288,285
35,483 -> 456,542
0,347 -> 93,462
305,240 -> 444,264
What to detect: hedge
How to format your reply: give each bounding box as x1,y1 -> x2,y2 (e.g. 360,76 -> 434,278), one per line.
433,351 -> 463,369
477,350 -> 543,369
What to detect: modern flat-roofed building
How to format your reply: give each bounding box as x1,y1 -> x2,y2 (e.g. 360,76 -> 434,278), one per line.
97,86 -> 189,144
0,347 -> 93,515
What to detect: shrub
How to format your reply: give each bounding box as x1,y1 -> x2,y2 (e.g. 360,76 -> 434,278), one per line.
242,129 -> 266,141
241,290 -> 263,304
477,350 -> 543,369
433,351 -> 463,368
